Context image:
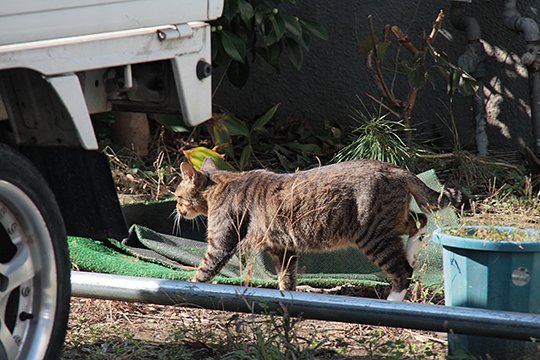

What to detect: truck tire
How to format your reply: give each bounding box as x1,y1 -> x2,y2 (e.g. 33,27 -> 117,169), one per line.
0,144 -> 70,360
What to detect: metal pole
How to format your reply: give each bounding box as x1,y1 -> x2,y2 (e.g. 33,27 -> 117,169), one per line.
71,271 -> 540,341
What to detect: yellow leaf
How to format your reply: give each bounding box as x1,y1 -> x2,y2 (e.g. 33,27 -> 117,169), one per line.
182,147 -> 236,171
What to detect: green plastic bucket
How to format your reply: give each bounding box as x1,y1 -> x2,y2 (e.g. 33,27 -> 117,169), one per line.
433,226 -> 540,360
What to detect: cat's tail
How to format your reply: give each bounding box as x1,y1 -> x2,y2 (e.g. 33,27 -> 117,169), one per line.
407,175 -> 470,213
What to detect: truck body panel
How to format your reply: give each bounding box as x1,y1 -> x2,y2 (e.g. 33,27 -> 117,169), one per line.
0,0 -> 222,45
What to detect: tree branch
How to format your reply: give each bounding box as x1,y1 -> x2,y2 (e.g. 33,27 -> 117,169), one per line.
391,26 -> 418,56
428,10 -> 445,44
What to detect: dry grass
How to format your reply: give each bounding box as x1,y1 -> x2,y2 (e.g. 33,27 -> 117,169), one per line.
104,125 -> 211,203
63,297 -> 447,359
463,195 -> 540,231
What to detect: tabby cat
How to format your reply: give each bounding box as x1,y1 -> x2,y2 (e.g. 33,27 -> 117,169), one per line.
175,158 -> 465,301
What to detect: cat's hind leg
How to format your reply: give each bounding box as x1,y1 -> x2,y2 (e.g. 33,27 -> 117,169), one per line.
358,235 -> 413,302
272,248 -> 299,291
404,212 -> 428,268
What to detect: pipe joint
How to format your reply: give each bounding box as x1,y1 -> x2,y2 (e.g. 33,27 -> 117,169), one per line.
515,17 -> 540,43
503,1 -> 540,42
503,14 -> 522,32
450,1 -> 485,76
521,46 -> 540,72
458,41 -> 486,77
503,0 -> 521,28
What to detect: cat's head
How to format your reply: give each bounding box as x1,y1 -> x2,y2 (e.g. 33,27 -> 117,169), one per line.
174,158 -> 217,219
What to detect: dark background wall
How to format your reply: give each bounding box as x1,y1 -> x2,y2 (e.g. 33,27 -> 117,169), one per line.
212,1 -> 538,156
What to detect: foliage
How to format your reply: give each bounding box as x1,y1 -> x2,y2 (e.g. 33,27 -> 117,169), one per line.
210,0 -> 328,87
364,11 -> 477,144
420,150 -> 525,195
335,101 -> 417,170
267,117 -> 342,171
208,104 -> 280,170
104,145 -> 182,201
206,104 -> 343,171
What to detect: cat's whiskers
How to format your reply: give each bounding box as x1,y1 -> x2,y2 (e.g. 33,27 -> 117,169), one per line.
170,209 -> 183,236
170,209 -> 178,234
193,215 -> 207,234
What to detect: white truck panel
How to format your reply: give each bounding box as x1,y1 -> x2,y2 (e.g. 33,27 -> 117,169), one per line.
0,0 -> 223,46
0,0 -> 221,143
0,22 -> 213,128
46,74 -> 98,149
0,22 -> 207,75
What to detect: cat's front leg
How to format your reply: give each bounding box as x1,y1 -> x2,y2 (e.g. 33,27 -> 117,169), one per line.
272,249 -> 298,291
193,233 -> 237,283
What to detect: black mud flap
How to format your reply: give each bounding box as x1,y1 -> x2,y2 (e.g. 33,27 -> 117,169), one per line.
21,147 -> 128,240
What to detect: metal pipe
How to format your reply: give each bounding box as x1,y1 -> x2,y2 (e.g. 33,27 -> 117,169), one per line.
71,271 -> 540,341
450,1 -> 481,42
503,0 -> 540,154
503,0 -> 540,43
530,72 -> 540,154
450,1 -> 488,155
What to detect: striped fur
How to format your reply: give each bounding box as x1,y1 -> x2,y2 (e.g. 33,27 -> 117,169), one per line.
175,159 -> 465,300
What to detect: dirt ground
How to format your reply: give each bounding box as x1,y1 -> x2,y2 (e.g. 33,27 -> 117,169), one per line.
63,294 -> 448,359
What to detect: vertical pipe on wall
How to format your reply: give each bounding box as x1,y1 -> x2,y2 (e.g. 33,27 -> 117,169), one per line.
503,0 -> 540,154
450,1 -> 489,155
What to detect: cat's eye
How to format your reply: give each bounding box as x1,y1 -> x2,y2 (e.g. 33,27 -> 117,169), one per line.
177,197 -> 192,206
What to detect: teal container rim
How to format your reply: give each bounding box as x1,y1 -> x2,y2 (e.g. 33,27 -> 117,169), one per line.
432,226 -> 540,252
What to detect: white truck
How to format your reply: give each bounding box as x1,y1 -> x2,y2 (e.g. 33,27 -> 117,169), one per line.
0,1 -> 222,358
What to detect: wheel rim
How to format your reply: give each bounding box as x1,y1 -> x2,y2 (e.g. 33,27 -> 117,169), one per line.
0,180 -> 58,360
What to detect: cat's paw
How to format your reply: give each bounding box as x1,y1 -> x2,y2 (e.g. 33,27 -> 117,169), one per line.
387,289 -> 407,302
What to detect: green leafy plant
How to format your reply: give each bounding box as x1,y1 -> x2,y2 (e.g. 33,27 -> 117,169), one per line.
268,117 -> 342,171
208,104 -> 281,170
207,104 -> 343,171
210,0 -> 328,87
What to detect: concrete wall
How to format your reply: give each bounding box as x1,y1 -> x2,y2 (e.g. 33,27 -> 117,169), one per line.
212,1 -> 538,155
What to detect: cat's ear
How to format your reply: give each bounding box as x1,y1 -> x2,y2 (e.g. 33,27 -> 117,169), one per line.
180,162 -> 196,180
201,157 -> 218,173
180,162 -> 207,188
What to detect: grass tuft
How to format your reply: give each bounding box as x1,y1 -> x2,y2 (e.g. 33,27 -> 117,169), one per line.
335,101 -> 417,170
